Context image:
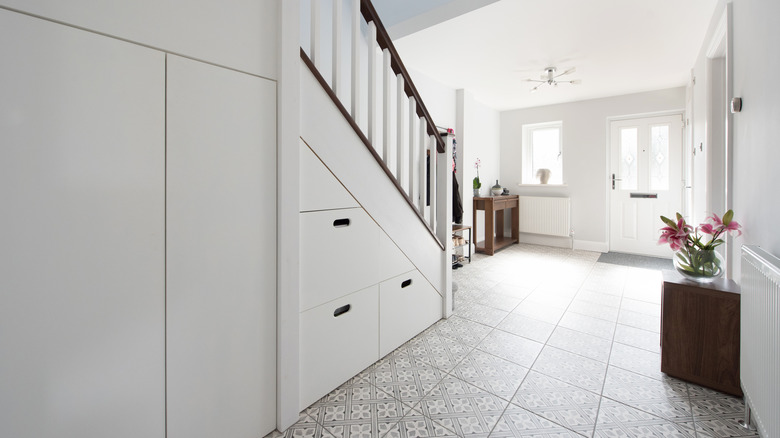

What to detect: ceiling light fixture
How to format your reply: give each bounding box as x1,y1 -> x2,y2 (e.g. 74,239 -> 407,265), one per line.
526,67 -> 581,93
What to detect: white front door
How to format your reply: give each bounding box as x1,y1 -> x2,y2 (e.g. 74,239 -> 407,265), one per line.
609,114 -> 683,257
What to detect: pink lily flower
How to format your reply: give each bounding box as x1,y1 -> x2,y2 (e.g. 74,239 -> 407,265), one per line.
706,212 -> 743,237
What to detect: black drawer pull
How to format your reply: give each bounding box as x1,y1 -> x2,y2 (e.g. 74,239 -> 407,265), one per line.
401,279 -> 412,288
333,304 -> 351,317
333,218 -> 351,228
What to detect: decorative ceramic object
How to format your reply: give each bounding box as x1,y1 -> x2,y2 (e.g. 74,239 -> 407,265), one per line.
473,188 -> 481,197
674,248 -> 723,282
491,180 -> 502,196
536,168 -> 551,184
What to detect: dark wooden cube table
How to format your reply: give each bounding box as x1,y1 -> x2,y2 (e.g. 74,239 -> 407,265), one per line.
660,270 -> 742,396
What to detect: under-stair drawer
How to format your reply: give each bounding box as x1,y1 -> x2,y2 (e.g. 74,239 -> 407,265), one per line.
299,285 -> 379,409
300,207 -> 380,311
379,270 -> 442,357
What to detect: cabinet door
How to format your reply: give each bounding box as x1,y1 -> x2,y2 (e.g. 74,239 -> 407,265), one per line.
0,10 -> 165,438
166,55 -> 277,438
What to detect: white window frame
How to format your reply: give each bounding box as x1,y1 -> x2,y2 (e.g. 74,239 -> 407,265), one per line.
521,121 -> 563,184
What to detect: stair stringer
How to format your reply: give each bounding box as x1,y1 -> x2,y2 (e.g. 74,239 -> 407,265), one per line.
300,61 -> 446,295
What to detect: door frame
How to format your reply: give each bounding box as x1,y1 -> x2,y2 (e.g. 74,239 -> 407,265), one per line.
605,109 -> 686,256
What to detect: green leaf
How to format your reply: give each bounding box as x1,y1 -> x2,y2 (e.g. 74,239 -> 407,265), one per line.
723,209 -> 734,225
660,215 -> 677,228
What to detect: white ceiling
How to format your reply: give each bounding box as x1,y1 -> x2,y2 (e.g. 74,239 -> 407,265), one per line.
381,0 -> 718,111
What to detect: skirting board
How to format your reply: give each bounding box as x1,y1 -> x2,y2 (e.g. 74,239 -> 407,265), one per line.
573,240 -> 609,253
518,233 -> 571,249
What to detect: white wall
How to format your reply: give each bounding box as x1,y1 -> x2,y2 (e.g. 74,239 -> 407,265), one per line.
459,90 -> 501,243
500,88 -> 686,251
0,0 -> 279,79
729,0 -> 780,275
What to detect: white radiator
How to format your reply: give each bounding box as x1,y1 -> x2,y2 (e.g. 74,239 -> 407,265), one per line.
518,196 -> 571,237
741,245 -> 780,438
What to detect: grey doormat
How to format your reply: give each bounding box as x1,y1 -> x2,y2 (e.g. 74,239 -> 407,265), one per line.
597,252 -> 673,270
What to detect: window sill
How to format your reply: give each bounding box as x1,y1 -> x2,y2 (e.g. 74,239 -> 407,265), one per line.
517,183 -> 568,188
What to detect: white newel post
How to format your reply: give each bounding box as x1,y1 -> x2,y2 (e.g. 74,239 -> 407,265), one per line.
437,134 -> 454,318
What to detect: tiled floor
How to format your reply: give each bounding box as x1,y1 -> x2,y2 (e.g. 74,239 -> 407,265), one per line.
272,244 -> 758,438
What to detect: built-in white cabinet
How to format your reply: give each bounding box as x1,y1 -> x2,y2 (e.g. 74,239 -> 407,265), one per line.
298,142 -> 443,409
379,271 -> 443,357
0,11 -> 166,438
0,10 -> 277,438
300,207 -> 380,311
165,55 -> 277,438
299,285 -> 380,408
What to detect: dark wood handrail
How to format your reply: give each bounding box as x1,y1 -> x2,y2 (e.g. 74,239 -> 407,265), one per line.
360,0 -> 445,154
301,48 -> 445,251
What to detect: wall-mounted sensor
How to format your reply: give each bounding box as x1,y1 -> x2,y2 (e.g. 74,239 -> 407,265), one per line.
730,97 -> 742,113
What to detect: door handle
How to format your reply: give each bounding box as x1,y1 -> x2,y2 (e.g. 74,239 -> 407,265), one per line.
611,173 -> 622,190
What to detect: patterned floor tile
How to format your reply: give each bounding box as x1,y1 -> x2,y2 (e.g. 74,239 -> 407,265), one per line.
489,282 -> 534,300
429,315 -> 493,348
575,290 -> 623,308
567,300 -> 620,322
532,346 -> 607,393
557,312 -> 616,340
619,298 -> 661,317
271,421 -> 339,438
510,371 -> 601,436
602,366 -> 692,422
400,328 -> 474,372
381,406 -> 460,438
608,343 -> 662,380
593,399 -> 697,437
476,329 -> 544,368
687,385 -> 757,438
512,301 -> 567,325
547,326 -> 612,363
415,376 -> 509,437
455,301 -> 511,327
616,309 -> 660,333
368,349 -> 446,410
497,313 -> 556,343
613,324 -> 660,354
490,404 -> 583,438
449,348 -> 530,401
526,290 -> 576,308
692,418 -> 759,438
470,291 -> 524,312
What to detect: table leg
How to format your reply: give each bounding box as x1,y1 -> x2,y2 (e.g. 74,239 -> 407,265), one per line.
485,199 -> 495,255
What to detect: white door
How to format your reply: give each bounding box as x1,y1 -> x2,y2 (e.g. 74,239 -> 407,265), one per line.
609,114 -> 683,257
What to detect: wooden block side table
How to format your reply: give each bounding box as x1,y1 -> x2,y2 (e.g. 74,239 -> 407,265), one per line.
660,270 -> 742,396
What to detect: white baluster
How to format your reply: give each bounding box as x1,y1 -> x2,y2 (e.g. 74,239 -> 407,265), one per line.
418,121 -> 427,214
396,75 -> 405,185
332,0 -> 342,97
350,0 -> 360,120
367,22 -> 377,147
310,0 -> 320,68
436,135 -> 452,244
382,49 -> 392,166
429,134 -> 437,231
408,97 -> 417,199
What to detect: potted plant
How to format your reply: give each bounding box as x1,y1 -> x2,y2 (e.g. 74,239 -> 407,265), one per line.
659,210 -> 742,281
473,158 -> 482,197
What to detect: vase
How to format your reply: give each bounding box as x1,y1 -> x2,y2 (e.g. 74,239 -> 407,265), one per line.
473,188 -> 481,197
491,180 -> 503,196
674,248 -> 724,282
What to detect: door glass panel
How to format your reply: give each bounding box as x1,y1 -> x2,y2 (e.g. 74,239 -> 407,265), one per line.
620,127 -> 637,190
650,124 -> 669,190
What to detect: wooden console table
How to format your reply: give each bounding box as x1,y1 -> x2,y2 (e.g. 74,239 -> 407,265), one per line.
660,270 -> 742,396
473,195 -> 519,255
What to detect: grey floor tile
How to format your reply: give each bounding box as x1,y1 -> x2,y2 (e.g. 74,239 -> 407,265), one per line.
532,346 -> 608,393
455,301 -> 511,327
567,300 -> 620,322
429,315 -> 493,348
477,329 -> 544,368
613,324 -> 660,354
617,309 -> 660,333
449,348 -> 530,401
490,404 -> 583,437
401,328 -> 474,372
497,313 -> 556,343
547,326 -> 612,363
510,371 -> 601,436
512,301 -> 567,325
620,298 -> 661,317
558,312 -> 617,340
593,399 -> 697,437
602,366 -> 692,422
608,343 -> 663,380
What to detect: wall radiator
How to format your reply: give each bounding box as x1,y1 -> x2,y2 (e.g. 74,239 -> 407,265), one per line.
740,245 -> 780,438
517,196 -> 571,237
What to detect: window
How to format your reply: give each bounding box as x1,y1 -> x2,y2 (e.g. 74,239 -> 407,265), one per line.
522,121 -> 563,184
